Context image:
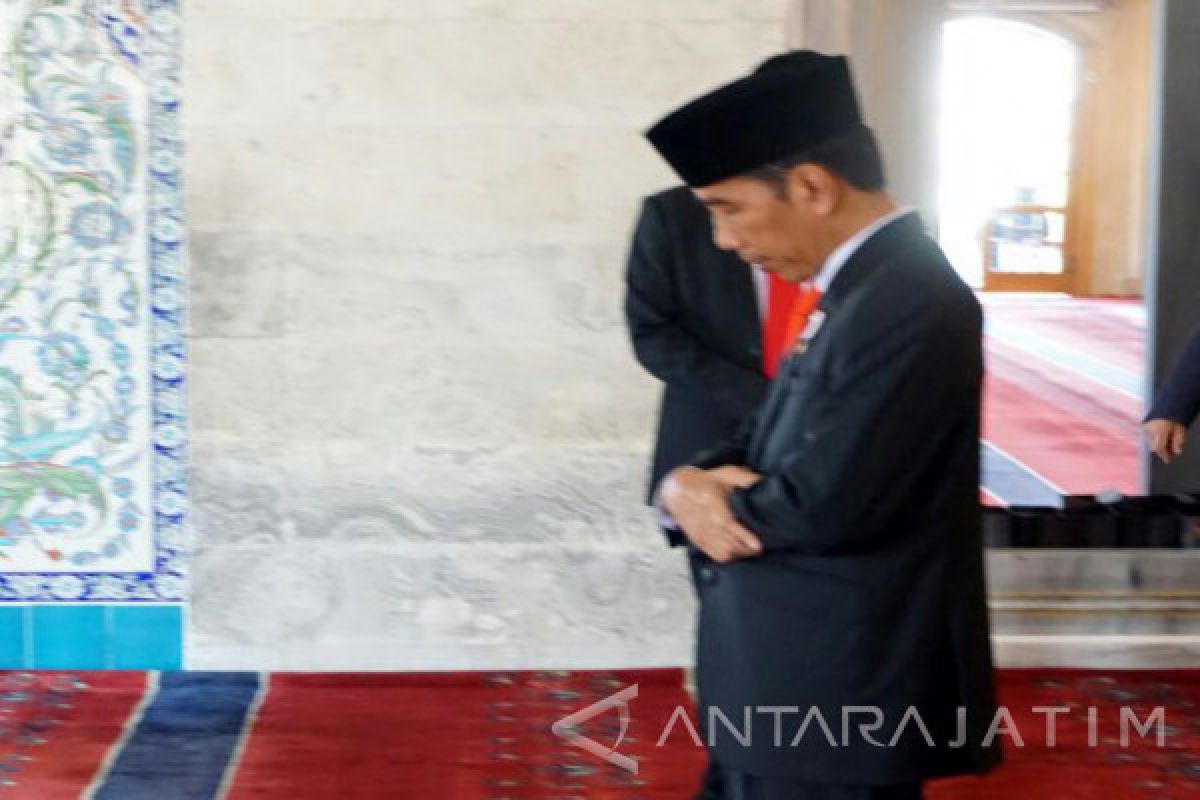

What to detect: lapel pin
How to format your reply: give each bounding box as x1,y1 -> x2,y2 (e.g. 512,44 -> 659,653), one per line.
793,310 -> 826,354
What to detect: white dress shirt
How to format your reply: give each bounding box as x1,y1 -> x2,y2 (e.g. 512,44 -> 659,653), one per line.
751,264 -> 768,321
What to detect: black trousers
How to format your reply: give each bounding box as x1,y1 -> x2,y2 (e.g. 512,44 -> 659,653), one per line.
688,552 -> 726,800
696,757 -> 725,799
724,772 -> 923,800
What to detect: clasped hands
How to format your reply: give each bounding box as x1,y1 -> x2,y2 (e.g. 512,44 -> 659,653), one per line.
661,465 -> 764,563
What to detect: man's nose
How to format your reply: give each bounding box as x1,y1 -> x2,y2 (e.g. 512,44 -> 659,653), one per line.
711,219 -> 740,252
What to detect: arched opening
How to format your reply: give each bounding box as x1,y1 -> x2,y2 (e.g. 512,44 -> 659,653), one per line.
938,18 -> 1080,291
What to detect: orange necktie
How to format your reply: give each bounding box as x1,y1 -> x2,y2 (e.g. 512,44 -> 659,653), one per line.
779,282 -> 823,363
762,273 -> 801,378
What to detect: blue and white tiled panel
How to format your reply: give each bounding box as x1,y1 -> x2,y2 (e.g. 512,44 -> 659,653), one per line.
0,604 -> 182,669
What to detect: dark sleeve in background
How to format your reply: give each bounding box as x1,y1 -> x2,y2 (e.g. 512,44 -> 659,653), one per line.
623,196 -> 768,423
687,405 -> 760,472
1146,325 -> 1200,426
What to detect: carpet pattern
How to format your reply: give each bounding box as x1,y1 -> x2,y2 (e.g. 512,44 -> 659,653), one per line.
981,296 -> 1144,505
2,667 -> 1198,798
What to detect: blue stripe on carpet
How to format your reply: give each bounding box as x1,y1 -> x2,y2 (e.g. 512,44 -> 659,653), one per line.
982,442 -> 1064,507
92,672 -> 263,800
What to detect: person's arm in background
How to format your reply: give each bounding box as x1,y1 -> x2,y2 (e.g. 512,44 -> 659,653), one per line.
1145,326 -> 1200,463
624,196 -> 768,423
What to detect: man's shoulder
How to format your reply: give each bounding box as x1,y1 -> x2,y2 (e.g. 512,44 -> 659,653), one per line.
646,184 -> 694,204
857,234 -> 980,329
636,185 -> 717,250
644,185 -> 705,221
888,227 -> 972,292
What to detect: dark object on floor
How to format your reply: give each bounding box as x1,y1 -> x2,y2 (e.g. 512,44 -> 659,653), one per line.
987,493 -> 1200,548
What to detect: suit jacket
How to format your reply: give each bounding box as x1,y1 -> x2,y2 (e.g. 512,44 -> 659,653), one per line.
686,214 -> 1002,783
1146,325 -> 1200,425
624,186 -> 768,523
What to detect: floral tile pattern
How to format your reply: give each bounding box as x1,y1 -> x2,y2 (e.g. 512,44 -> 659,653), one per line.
0,0 -> 186,601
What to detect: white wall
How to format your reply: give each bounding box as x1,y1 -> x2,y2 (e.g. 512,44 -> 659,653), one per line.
183,0 -> 793,669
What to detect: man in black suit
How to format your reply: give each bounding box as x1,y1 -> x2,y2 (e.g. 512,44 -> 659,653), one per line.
625,186 -> 769,540
1144,327 -> 1200,462
647,51 -> 1002,799
624,187 -> 767,800
627,188 -> 819,798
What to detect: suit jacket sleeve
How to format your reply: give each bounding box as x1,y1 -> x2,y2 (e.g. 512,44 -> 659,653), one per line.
728,291 -> 979,555
1146,325 -> 1200,426
624,197 -> 768,422
685,404 -> 761,471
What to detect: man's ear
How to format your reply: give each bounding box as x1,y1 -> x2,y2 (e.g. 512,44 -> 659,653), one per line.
787,164 -> 840,215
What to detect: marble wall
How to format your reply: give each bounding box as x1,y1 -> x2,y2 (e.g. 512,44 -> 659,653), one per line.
183,0 -> 794,669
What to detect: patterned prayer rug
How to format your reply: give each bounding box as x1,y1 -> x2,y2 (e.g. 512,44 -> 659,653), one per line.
1,667 -> 1197,799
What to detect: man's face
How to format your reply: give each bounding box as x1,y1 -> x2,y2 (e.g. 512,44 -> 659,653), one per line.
693,172 -> 830,283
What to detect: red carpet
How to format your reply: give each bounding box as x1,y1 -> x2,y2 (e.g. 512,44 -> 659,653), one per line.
4,667 -> 1200,798
226,669 -> 705,799
0,671 -> 148,799
931,669 -> 1200,800
985,296 -> 1145,373
981,295 -> 1144,502
984,339 -> 1139,493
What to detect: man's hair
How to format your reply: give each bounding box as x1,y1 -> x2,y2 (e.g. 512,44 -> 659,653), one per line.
743,126 -> 886,195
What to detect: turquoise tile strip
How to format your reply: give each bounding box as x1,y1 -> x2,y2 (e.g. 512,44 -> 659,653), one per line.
0,605 -> 25,668
110,605 -> 184,670
0,604 -> 182,669
31,605 -> 107,669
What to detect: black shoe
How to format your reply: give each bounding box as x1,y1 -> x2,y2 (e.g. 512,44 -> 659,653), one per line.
693,757 -> 725,800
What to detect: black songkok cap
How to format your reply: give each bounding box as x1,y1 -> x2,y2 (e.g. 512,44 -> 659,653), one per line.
645,50 -> 864,188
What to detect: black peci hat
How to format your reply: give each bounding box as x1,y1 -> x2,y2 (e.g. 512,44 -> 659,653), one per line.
645,50 -> 864,188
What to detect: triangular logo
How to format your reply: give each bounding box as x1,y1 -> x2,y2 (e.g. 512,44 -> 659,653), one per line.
551,683 -> 639,773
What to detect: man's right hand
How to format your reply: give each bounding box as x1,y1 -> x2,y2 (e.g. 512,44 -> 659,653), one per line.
661,467 -> 762,563
707,465 -> 763,491
1145,418 -> 1188,463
